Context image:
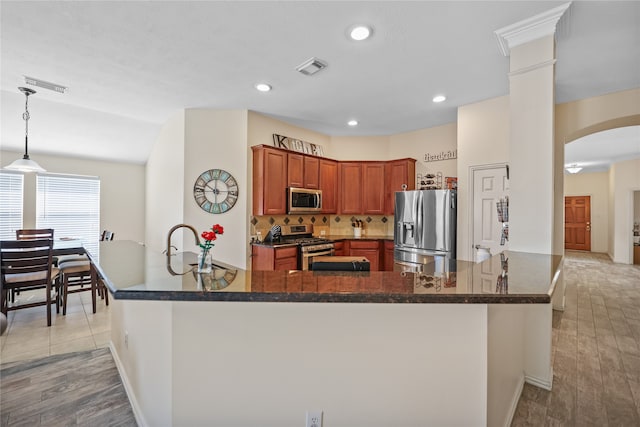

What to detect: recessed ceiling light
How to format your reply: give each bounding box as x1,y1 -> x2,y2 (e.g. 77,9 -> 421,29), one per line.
348,120 -> 358,127
432,95 -> 446,103
255,83 -> 272,92
349,25 -> 372,41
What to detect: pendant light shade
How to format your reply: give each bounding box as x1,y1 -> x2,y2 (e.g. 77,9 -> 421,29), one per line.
4,87 -> 46,173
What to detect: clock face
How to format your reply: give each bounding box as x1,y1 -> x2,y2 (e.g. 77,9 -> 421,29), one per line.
193,169 -> 239,214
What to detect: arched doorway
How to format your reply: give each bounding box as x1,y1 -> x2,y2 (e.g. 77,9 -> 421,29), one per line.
563,122 -> 640,262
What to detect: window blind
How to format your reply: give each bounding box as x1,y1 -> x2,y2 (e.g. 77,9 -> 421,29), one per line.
0,172 -> 24,240
36,173 -> 100,256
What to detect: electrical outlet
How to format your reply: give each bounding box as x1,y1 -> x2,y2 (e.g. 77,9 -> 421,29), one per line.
306,411 -> 322,427
124,331 -> 129,348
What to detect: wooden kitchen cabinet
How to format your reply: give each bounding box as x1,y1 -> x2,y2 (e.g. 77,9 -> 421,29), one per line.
348,240 -> 381,271
385,159 -> 416,214
339,162 -> 363,214
363,162 -> 386,214
304,156 -> 320,189
333,241 -> 345,256
252,245 -> 298,271
319,159 -> 338,213
252,144 -> 416,217
288,153 -> 320,189
252,146 -> 288,215
634,245 -> 640,265
287,153 -> 304,188
383,240 -> 395,271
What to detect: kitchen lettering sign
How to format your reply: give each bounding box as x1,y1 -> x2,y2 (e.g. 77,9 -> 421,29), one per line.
273,134 -> 324,156
424,150 -> 457,162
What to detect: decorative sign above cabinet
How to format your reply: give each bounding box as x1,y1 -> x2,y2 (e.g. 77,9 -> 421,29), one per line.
423,150 -> 457,162
273,133 -> 324,156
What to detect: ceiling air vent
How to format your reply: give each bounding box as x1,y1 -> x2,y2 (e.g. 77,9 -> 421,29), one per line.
24,76 -> 67,94
296,57 -> 327,76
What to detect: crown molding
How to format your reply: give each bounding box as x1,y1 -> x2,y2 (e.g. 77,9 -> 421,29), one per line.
494,2 -> 572,56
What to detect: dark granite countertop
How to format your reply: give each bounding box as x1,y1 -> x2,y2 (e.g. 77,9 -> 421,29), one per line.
326,234 -> 393,241
93,241 -> 562,304
252,235 -> 393,247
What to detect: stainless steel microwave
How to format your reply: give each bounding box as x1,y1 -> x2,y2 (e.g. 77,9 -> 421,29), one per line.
288,187 -> 322,213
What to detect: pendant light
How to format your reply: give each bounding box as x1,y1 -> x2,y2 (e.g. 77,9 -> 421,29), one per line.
4,87 -> 45,173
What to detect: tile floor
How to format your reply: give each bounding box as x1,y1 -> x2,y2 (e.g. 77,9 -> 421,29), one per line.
0,291 -> 110,365
512,251 -> 640,426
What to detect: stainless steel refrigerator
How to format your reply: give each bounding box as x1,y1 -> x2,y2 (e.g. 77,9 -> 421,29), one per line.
394,189 -> 457,270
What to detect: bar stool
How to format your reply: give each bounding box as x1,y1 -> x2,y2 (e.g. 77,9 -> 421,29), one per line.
57,258 -> 97,315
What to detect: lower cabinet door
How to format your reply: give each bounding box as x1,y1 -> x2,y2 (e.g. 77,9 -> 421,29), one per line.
349,248 -> 380,271
274,257 -> 298,271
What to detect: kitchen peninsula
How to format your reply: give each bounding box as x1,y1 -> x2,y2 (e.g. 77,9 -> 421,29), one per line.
96,240 -> 563,427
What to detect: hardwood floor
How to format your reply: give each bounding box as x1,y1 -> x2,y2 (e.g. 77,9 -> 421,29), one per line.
512,251 -> 640,426
0,348 -> 136,426
0,289 -> 135,426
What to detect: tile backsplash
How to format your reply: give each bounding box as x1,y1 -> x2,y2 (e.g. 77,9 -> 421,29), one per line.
251,214 -> 393,239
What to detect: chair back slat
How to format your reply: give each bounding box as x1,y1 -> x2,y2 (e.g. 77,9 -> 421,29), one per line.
16,228 -> 54,240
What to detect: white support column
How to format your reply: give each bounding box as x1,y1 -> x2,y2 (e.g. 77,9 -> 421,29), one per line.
495,2 -> 571,255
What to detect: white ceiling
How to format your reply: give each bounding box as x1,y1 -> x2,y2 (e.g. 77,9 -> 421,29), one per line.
565,126 -> 640,174
1,1 -> 638,166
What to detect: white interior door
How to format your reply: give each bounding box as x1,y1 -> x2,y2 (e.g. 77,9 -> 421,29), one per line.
472,166 -> 509,261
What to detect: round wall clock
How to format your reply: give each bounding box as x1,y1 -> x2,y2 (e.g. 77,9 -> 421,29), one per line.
193,169 -> 239,214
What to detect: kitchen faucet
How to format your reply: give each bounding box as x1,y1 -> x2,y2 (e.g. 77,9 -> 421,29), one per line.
166,224 -> 201,257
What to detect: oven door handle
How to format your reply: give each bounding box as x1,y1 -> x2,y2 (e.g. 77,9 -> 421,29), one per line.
302,248 -> 335,270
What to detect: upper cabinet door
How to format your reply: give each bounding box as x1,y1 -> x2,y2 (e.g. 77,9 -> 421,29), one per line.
362,162 -> 386,214
385,159 -> 416,215
339,162 -> 363,214
287,153 -> 304,188
303,156 -> 320,189
252,146 -> 287,215
319,159 -> 338,213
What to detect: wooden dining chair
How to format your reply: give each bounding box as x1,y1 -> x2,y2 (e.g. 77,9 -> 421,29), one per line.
0,238 -> 57,326
12,229 -> 55,302
57,257 -> 97,315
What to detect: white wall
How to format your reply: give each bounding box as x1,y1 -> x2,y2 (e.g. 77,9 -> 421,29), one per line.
457,96 -> 510,261
389,123 -> 457,181
247,111 -> 331,154
635,191 -> 640,226
183,109 -> 249,269
1,149 -> 145,242
610,158 -> 640,263
564,171 -> 609,253
171,302 -> 488,427
111,299 -> 173,427
145,112 -> 185,253
329,135 -> 389,161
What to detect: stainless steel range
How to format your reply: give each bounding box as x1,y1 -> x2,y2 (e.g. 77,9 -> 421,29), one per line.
277,224 -> 334,270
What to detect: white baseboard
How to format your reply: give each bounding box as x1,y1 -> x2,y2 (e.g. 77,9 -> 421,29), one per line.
504,376 -> 525,427
109,342 -> 148,427
525,367 -> 553,391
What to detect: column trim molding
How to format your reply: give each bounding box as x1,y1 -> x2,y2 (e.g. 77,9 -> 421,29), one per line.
494,2 -> 571,56
508,59 -> 557,78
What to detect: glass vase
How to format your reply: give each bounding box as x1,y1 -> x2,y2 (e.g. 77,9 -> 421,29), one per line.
197,250 -> 212,273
